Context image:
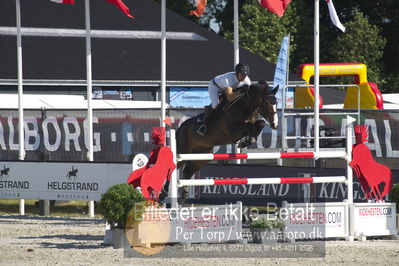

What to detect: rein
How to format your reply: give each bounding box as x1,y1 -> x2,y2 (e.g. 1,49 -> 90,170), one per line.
222,92 -> 246,111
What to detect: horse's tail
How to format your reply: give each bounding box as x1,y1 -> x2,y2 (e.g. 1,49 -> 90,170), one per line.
175,117 -> 196,169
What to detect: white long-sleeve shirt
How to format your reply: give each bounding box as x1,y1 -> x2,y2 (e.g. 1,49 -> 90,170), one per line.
208,72 -> 251,108
212,72 -> 251,92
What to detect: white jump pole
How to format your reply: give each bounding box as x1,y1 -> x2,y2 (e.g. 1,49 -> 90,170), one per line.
16,0 -> 25,215
178,176 -> 347,187
233,0 -> 241,164
170,129 -> 178,208
314,0 -> 320,154
346,115 -> 355,241
160,0 -> 166,129
84,0 -> 94,218
177,150 -> 347,161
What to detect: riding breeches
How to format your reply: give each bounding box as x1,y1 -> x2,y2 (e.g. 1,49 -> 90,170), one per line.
208,81 -> 221,109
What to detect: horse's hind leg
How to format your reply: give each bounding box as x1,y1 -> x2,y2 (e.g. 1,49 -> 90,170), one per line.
176,160 -> 210,203
182,160 -> 210,180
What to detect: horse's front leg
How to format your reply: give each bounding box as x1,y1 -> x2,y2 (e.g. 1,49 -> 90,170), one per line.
252,119 -> 266,140
238,120 -> 265,148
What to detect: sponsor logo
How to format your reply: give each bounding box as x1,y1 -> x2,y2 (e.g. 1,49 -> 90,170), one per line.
358,207 -> 393,216
47,166 -> 98,191
0,165 -> 30,189
0,165 -> 10,179
66,166 -> 78,181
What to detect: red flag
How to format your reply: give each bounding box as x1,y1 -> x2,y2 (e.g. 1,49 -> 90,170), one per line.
105,0 -> 134,18
189,0 -> 207,17
50,0 -> 132,19
163,117 -> 172,126
258,0 -> 291,17
50,0 -> 74,4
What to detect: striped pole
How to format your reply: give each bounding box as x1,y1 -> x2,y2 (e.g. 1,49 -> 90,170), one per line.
178,176 -> 347,187
177,151 -> 347,162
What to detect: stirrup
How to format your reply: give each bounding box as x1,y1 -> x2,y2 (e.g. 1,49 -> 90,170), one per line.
197,124 -> 207,136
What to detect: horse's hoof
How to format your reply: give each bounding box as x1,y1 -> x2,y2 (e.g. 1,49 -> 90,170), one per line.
177,187 -> 189,205
237,141 -> 246,148
238,140 -> 251,148
238,137 -> 256,148
158,189 -> 168,202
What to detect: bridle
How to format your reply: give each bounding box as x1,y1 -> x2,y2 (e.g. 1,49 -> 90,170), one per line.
261,95 -> 278,124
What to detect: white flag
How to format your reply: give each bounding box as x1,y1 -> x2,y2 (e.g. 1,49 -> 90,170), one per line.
326,0 -> 345,32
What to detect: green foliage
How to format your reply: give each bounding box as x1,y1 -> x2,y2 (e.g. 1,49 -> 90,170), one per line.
98,184 -> 145,229
335,0 -> 399,92
330,11 -> 386,87
154,0 -> 225,32
226,0 -> 297,64
389,183 -> 399,212
164,0 -> 398,92
250,214 -> 284,230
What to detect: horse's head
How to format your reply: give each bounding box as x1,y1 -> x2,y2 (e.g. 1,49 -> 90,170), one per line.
257,80 -> 279,130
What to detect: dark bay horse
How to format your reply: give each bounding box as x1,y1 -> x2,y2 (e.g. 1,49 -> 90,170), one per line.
176,80 -> 279,181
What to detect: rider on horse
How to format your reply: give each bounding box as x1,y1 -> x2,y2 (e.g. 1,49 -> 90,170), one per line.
197,62 -> 251,136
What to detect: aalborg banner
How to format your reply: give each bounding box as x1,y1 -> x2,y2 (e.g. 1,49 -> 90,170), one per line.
0,109 -> 398,166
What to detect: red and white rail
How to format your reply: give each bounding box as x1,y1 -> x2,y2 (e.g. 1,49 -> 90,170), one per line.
178,176 -> 347,187
169,117 -> 356,240
177,151 -> 347,162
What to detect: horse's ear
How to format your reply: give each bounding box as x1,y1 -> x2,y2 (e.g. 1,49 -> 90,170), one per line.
272,85 -> 279,95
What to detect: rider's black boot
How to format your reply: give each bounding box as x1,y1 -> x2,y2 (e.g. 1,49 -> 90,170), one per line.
197,106 -> 213,136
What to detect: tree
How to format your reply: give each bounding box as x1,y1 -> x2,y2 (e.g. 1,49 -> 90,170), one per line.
163,0 -> 397,92
154,0 -> 225,32
227,0 -> 297,64
330,11 -> 386,87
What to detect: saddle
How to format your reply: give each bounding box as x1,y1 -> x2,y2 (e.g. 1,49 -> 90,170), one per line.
196,89 -> 248,123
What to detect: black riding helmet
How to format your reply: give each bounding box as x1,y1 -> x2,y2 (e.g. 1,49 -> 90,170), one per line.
235,62 -> 250,76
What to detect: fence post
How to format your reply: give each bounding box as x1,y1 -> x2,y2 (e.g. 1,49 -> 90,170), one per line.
170,129 -> 178,208
346,115 -> 355,241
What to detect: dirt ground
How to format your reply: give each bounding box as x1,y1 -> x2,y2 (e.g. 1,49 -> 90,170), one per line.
1,215 -> 398,266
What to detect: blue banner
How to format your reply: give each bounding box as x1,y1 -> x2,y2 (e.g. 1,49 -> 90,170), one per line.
273,35 -> 291,108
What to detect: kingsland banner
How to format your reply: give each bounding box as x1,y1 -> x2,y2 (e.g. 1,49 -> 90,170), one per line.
0,109 -> 398,167
186,165 -> 399,206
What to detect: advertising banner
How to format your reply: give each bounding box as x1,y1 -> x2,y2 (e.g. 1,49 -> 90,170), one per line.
129,203 -> 242,244
187,165 -> 399,206
283,202 -> 348,240
169,87 -> 210,107
0,109 -> 398,168
0,161 -> 129,201
351,203 -> 397,237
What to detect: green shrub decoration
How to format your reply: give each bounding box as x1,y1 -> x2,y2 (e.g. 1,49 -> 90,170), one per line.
250,214 -> 284,230
98,184 -> 145,229
389,183 -> 399,212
